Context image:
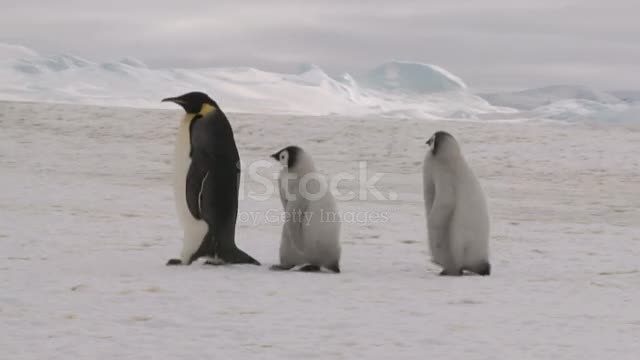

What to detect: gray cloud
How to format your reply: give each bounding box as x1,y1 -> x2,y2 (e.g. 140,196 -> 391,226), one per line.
1,0 -> 638,91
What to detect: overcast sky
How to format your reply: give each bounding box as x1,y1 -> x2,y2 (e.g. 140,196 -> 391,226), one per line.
1,0 -> 638,91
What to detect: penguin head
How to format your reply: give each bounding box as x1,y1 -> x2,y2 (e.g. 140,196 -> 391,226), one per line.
426,131 -> 460,158
162,91 -> 217,114
271,146 -> 303,169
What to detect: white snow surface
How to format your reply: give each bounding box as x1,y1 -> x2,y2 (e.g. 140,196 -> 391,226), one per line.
1,101 -> 639,359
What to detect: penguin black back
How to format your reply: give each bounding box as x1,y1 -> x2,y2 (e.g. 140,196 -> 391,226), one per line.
188,108 -> 258,264
190,110 -> 240,164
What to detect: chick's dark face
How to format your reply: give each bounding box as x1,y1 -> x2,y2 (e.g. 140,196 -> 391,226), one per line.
426,131 -> 453,155
162,91 -> 216,114
270,146 -> 301,168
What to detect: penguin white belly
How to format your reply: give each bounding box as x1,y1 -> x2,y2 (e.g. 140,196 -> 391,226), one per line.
452,176 -> 490,266
304,195 -> 341,265
173,116 -> 209,263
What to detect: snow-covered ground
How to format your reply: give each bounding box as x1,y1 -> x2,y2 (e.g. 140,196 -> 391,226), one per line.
1,100 -> 639,359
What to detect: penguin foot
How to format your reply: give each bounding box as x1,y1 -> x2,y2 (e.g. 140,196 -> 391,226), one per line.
204,259 -> 225,266
218,246 -> 261,265
439,268 -> 463,276
466,262 -> 491,276
299,264 -> 321,272
326,263 -> 341,273
166,259 -> 183,266
270,264 -> 295,271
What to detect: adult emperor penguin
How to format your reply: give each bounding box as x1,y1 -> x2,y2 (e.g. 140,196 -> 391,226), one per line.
162,91 -> 259,266
270,146 -> 341,273
423,131 -> 490,276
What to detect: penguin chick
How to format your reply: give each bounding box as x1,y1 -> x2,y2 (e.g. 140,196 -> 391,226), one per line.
270,146 -> 341,273
423,131 -> 490,276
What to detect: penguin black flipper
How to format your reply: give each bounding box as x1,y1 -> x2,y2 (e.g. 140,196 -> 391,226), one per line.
189,109 -> 260,265
185,162 -> 208,220
184,114 -> 208,220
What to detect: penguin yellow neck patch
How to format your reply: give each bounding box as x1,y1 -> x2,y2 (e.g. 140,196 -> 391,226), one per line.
199,103 -> 216,116
183,103 -> 216,123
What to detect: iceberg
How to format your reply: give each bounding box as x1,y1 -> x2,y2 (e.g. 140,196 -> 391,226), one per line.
357,61 -> 466,93
1,43 -> 635,122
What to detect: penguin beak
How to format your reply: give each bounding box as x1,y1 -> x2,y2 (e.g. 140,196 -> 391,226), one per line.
161,97 -> 184,105
270,152 -> 279,161
426,138 -> 433,146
